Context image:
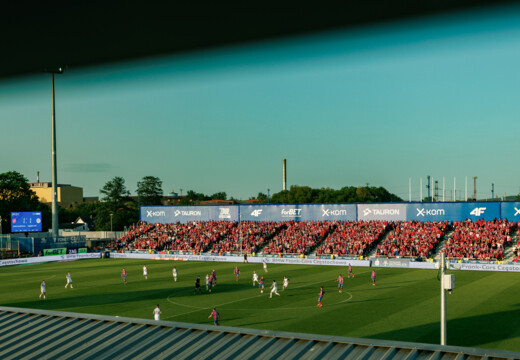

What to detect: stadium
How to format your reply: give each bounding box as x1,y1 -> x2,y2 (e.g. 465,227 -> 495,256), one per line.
2,1 -> 520,359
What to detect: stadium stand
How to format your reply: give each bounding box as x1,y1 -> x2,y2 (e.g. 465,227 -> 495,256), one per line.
316,220 -> 389,257
262,221 -> 333,255
444,219 -> 515,260
375,221 -> 449,258
211,221 -> 283,254
109,219 -> 518,260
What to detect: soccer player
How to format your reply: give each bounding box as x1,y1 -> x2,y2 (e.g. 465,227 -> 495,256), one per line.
337,274 -> 343,293
121,268 -> 127,285
317,286 -> 325,307
371,270 -> 377,286
282,276 -> 289,291
172,267 -> 178,282
208,308 -> 220,326
259,276 -> 265,293
195,276 -> 202,294
252,271 -> 259,287
65,271 -> 73,288
263,260 -> 268,273
270,280 -> 280,298
348,263 -> 354,278
39,280 -> 46,299
143,265 -> 148,280
208,274 -> 213,293
211,269 -> 217,288
234,266 -> 240,281
153,304 -> 162,321
205,273 -> 210,291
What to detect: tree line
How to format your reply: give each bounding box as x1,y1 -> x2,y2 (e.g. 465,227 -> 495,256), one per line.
1,171 -> 411,232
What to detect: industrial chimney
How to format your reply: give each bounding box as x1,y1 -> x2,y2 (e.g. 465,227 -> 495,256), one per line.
282,159 -> 287,191
37,171 -> 40,183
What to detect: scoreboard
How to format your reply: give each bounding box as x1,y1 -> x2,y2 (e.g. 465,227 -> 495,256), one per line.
11,212 -> 42,232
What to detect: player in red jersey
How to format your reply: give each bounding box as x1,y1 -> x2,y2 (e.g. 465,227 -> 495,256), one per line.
337,274 -> 344,293
371,270 -> 376,286
121,268 -> 127,285
348,263 -> 354,278
208,308 -> 220,326
317,286 -> 325,307
234,266 -> 240,281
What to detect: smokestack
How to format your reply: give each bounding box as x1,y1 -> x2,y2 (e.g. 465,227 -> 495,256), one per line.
282,159 -> 287,191
37,171 -> 40,183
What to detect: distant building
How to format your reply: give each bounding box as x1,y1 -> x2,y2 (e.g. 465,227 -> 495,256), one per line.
30,181 -> 83,208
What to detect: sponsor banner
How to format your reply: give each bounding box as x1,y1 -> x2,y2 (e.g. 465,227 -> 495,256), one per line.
371,258 -> 410,268
409,261 -> 438,269
239,205 -> 286,222
501,202 -> 520,221
240,204 -> 356,222
78,248 -> 87,254
406,203 -> 460,222
44,248 -> 67,256
459,202 -> 500,222
358,204 -> 407,221
140,205 -> 239,223
448,262 -> 520,272
0,253 -> 100,267
109,252 -> 370,267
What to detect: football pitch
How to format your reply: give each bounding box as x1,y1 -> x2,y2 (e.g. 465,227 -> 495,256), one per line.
1,259 -> 519,352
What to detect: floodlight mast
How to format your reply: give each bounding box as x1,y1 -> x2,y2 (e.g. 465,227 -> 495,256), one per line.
45,67 -> 64,239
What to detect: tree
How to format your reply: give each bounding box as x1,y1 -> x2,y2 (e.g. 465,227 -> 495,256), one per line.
0,171 -> 51,233
100,176 -> 130,212
98,177 -> 137,231
137,176 -> 163,206
210,192 -> 227,201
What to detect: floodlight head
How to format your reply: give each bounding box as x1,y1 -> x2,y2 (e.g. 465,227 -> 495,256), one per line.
43,66 -> 66,74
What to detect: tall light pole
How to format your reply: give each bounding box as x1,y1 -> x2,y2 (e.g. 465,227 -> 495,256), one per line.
267,189 -> 270,204
110,213 -> 114,232
47,67 -> 64,239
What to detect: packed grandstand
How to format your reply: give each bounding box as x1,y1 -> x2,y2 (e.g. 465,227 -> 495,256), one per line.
107,219 -> 520,261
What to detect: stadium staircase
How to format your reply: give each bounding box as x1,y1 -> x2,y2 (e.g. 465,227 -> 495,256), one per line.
503,232 -> 519,262
433,229 -> 453,260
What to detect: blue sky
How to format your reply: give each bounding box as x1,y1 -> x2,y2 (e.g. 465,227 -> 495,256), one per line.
1,4 -> 520,201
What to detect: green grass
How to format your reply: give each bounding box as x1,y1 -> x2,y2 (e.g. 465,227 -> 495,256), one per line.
1,259 -> 520,352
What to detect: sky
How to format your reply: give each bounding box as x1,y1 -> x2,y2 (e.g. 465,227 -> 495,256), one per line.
1,4 -> 520,201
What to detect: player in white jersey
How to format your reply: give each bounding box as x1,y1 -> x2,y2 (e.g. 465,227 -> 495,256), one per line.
270,280 -> 280,298
205,274 -> 210,291
143,265 -> 148,280
283,276 -> 289,291
65,272 -> 73,288
263,260 -> 268,273
252,271 -> 259,287
172,267 -> 178,282
39,280 -> 46,299
153,304 -> 162,321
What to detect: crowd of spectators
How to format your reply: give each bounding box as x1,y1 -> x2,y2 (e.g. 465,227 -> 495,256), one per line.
109,219 -> 518,260
316,221 -> 389,257
444,219 -> 515,260
375,221 -> 448,258
262,221 -> 333,255
211,221 -> 282,254
106,221 -> 153,251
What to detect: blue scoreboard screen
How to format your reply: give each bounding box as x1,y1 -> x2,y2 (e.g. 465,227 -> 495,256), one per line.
11,212 -> 42,232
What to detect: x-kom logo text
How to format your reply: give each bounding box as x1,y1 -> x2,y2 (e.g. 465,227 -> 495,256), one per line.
322,209 -> 347,217
416,208 -> 445,216
146,210 -> 165,217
